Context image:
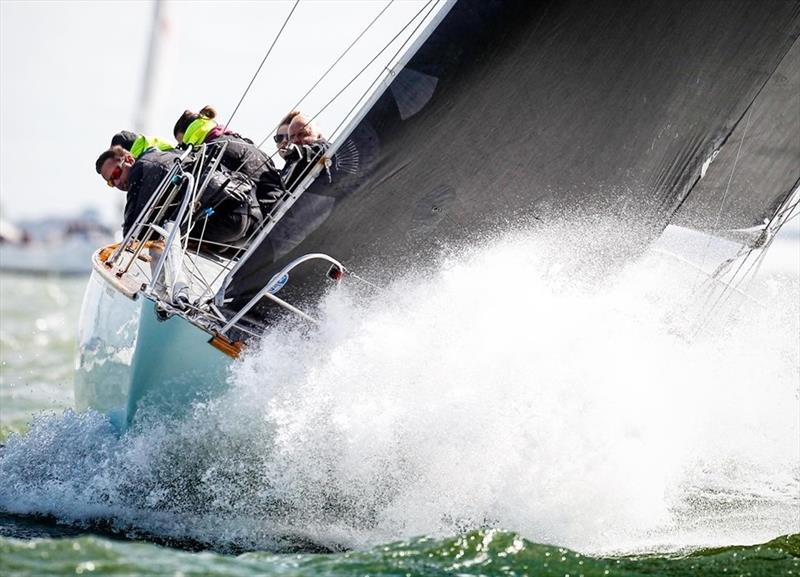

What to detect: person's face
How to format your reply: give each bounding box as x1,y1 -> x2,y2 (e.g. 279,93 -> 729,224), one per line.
288,123 -> 314,146
274,124 -> 290,159
100,156 -> 132,191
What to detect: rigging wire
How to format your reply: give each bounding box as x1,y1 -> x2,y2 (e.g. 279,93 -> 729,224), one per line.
169,0 -> 440,315
223,0 -> 300,133
203,0 -> 440,296
690,105 -> 755,335
255,0 -> 437,187
705,186 -> 800,318
289,0 -> 438,149
693,184 -> 800,338
228,0 -> 394,190
329,0 -> 440,142
253,0 -> 396,151
257,0 -> 437,200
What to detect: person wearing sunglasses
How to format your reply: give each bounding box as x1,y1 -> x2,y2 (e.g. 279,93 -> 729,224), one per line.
273,110 -> 300,160
95,145 -> 181,236
280,112 -> 330,191
95,143 -> 269,253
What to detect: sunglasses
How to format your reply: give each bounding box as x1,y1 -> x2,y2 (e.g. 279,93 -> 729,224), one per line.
273,133 -> 289,144
106,163 -> 123,187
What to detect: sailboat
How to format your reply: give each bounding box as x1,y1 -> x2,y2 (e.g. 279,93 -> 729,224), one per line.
0,212 -> 114,277
75,0 -> 800,431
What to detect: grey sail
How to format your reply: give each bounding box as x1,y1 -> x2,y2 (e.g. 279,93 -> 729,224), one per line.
225,0 -> 800,316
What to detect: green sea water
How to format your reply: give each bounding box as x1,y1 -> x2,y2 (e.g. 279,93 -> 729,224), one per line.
1,529 -> 798,576
0,273 -> 82,436
1,226 -> 799,577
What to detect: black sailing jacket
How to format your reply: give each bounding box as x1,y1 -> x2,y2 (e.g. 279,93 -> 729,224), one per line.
205,132 -> 285,207
122,148 -> 259,249
280,140 -> 331,191
122,149 -> 181,236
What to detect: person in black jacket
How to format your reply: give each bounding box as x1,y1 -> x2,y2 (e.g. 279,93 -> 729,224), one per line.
173,106 -> 284,210
95,145 -> 261,250
281,112 -> 330,190
273,109 -> 299,160
96,145 -> 179,236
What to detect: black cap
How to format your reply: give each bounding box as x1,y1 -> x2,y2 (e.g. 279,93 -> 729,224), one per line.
110,130 -> 138,151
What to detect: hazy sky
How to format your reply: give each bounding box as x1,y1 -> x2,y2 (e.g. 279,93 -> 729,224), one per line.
0,0 -> 438,226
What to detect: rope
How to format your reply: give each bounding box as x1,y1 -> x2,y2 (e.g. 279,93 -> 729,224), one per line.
348,271 -> 382,290
223,0 -> 300,133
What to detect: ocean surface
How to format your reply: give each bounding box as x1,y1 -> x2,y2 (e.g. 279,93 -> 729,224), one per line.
1,225 -> 798,576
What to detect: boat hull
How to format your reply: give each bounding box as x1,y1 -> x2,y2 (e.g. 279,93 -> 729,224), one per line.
126,296 -> 231,428
75,252 -> 233,431
74,270 -> 142,429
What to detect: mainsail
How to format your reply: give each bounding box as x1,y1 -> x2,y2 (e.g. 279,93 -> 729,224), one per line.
224,0 -> 800,312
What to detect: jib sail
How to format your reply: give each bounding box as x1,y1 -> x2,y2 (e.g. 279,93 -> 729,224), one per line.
224,0 -> 800,313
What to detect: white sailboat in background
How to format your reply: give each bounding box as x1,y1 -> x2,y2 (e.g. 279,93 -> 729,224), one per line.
0,210 -> 114,277
74,0 -> 800,432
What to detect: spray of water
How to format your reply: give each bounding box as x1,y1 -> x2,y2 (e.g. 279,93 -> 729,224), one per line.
1,224 -> 798,553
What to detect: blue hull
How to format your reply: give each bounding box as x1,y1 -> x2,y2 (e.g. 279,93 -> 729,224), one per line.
126,297 -> 231,428
75,269 -> 232,432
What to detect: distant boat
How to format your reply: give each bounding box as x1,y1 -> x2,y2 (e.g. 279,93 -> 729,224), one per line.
0,213 -> 114,277
75,0 -> 800,431
0,217 -> 24,244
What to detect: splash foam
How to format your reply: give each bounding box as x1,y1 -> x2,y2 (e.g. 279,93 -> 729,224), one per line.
1,226 -> 797,553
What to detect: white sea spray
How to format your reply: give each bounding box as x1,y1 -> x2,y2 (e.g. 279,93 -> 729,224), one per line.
1,225 -> 797,554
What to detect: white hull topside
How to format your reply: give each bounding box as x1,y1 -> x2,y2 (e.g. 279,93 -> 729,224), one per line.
75,244 -> 235,431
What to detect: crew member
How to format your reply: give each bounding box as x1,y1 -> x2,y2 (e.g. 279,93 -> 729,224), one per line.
95,145 -> 260,250
173,106 -> 284,210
